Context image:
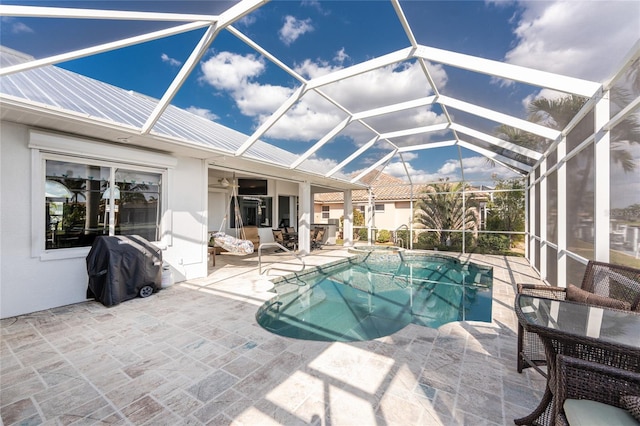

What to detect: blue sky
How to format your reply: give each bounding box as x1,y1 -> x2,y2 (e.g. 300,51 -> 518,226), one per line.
2,0 -> 639,187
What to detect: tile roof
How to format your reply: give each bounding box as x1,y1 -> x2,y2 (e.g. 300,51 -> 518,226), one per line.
315,170 -> 431,203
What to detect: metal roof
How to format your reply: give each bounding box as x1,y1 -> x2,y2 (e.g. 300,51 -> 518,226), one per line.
0,45 -> 353,185
1,0 -> 638,189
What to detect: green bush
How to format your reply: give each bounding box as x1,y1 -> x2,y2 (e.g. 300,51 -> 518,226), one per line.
476,234 -> 510,251
358,228 -> 368,241
376,229 -> 391,243
395,230 -> 410,247
414,231 -> 439,249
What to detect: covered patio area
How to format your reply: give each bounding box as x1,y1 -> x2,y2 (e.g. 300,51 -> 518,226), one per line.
1,248 -> 545,425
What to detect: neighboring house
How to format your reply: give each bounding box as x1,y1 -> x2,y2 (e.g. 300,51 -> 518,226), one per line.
314,171 -> 431,235
314,171 -> 493,238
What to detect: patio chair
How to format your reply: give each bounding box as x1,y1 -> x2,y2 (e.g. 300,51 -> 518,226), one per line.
555,355 -> 640,426
517,260 -> 640,374
273,229 -> 296,251
311,227 -> 325,250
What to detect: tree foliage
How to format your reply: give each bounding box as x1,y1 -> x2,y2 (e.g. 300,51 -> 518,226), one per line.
486,177 -> 525,233
414,179 -> 480,246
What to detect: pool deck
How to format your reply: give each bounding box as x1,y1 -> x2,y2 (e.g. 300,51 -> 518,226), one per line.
1,246 -> 547,425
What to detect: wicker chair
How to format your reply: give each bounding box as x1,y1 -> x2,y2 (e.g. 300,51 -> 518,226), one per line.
555,355 -> 640,426
517,260 -> 640,374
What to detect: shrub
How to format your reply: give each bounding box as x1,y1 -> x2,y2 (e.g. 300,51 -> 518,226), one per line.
476,234 -> 510,251
358,227 -> 368,241
395,229 -> 410,247
376,229 -> 391,243
414,231 -> 439,249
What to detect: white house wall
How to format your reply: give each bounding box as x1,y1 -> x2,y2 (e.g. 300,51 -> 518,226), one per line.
166,156 -> 208,282
0,122 -> 209,318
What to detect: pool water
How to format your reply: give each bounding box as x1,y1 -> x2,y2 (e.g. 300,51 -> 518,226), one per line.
256,253 -> 493,342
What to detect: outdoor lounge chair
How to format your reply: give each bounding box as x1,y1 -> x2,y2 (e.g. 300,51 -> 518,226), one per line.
517,260 -> 640,374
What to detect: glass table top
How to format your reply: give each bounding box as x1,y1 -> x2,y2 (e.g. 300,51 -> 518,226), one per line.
517,294 -> 640,349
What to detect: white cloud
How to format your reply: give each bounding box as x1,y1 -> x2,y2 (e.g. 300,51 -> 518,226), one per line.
334,48 -> 349,64
1,17 -> 33,34
200,51 -> 266,91
238,14 -> 257,27
505,1 -> 640,82
382,155 -> 520,184
234,82 -> 295,117
294,58 -> 342,79
279,16 -> 314,46
438,160 -> 458,175
161,53 -> 181,67
186,106 -> 219,121
199,52 -> 294,119
199,51 -> 449,144
521,88 -> 567,111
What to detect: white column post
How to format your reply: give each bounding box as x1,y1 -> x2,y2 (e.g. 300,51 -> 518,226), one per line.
343,189 -> 353,247
298,181 -> 311,255
557,136 -> 567,287
367,188 -> 374,244
594,90 -> 610,262
529,172 -> 536,268
540,159 -> 547,281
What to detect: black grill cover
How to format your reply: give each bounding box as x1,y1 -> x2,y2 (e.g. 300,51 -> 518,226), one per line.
86,235 -> 162,306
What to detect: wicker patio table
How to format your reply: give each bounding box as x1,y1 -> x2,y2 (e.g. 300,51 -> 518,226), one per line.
514,294 -> 640,426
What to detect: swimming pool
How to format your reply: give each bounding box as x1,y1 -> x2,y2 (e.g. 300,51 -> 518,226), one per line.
256,251 -> 493,342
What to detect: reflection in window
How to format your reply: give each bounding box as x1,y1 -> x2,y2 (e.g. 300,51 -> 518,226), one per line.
230,196 -> 272,228
566,145 -> 594,260
609,105 -> 640,267
45,160 -> 162,249
114,168 -> 162,241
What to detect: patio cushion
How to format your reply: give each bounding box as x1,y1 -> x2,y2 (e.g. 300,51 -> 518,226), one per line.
564,399 -> 638,426
621,395 -> 640,422
566,284 -> 631,311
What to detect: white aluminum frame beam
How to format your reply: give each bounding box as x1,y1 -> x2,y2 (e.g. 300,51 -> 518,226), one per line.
350,150 -> 397,183
397,140 -> 457,152
351,96 -> 436,121
458,140 -> 530,173
0,4 -> 220,21
326,136 -> 379,177
391,0 -> 419,48
235,85 -> 306,155
380,122 -> 449,140
141,0 -> 266,135
451,123 -> 543,160
306,48 -> 414,90
141,24 -> 221,134
0,21 -> 211,76
439,95 -> 561,141
414,45 -> 601,98
290,116 -> 352,169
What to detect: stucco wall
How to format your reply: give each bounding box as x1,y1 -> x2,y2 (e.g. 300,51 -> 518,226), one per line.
0,122 -> 208,318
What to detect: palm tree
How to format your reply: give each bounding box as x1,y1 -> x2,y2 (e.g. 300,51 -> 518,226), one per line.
414,179 -> 480,247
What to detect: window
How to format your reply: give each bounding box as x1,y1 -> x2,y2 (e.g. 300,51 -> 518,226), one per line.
322,205 -> 330,219
375,203 -> 385,212
229,196 -> 273,228
45,159 -> 162,249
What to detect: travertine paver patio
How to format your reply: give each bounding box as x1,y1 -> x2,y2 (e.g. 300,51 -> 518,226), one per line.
1,247 -> 547,425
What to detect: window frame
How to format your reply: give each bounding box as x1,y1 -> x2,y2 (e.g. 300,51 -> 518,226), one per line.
30,131 -> 174,261
321,205 -> 330,219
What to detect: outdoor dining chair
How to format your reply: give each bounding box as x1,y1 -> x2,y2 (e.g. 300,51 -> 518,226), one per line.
516,260 -> 640,374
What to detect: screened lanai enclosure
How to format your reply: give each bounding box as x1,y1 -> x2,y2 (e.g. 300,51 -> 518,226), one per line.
1,0 -> 639,296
